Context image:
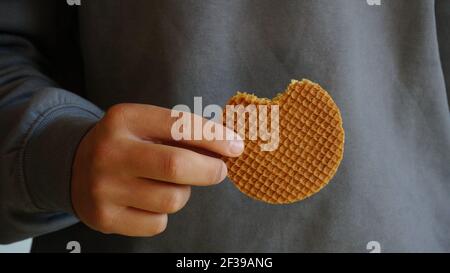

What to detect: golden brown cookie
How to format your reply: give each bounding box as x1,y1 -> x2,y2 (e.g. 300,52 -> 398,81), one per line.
223,79 -> 345,204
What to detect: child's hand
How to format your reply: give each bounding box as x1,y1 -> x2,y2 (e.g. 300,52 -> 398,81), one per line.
71,103 -> 244,236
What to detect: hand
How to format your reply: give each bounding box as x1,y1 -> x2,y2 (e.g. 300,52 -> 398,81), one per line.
71,103 -> 244,237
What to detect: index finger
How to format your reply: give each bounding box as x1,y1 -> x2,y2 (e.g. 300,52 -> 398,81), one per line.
114,103 -> 244,157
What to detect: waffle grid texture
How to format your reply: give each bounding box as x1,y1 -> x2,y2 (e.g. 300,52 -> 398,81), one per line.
224,79 -> 345,204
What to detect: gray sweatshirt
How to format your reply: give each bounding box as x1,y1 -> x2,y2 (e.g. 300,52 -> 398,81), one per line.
0,0 -> 449,252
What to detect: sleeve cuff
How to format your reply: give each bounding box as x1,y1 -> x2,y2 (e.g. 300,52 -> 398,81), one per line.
23,105 -> 103,214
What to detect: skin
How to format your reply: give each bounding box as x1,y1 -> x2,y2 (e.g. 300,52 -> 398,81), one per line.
71,103 -> 244,237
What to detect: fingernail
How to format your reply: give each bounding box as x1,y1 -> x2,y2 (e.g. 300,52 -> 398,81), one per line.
219,162 -> 228,181
229,140 -> 244,155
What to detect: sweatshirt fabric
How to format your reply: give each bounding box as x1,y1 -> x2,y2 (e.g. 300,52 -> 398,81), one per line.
0,0 -> 449,252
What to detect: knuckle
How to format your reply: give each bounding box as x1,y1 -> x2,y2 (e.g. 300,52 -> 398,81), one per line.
92,207 -> 114,233
90,136 -> 125,170
103,104 -> 129,130
162,153 -> 183,180
91,141 -> 114,164
161,188 -> 189,213
89,178 -> 108,199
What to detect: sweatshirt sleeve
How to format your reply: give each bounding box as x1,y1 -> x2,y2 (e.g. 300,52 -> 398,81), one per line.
436,0 -> 450,109
0,5 -> 104,243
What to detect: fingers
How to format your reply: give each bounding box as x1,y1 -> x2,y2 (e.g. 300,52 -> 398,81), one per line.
115,179 -> 191,214
111,103 -> 244,157
107,207 -> 168,237
125,140 -> 228,186
73,103 -> 240,238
